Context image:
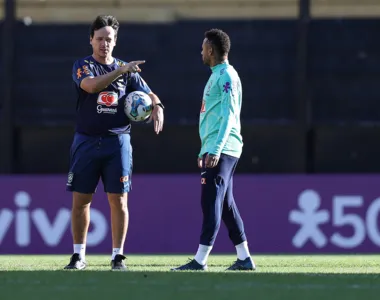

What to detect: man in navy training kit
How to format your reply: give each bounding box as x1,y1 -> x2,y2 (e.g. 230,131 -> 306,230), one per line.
64,15 -> 164,271
172,29 -> 255,271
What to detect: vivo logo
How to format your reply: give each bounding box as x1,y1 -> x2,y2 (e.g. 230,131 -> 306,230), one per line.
0,191 -> 108,247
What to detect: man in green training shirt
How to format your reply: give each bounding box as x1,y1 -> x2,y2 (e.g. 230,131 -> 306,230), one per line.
172,29 -> 256,271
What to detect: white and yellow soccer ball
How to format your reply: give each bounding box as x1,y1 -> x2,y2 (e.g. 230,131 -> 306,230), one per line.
125,91 -> 153,122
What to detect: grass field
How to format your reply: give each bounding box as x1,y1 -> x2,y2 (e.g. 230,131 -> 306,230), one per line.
0,255 -> 379,300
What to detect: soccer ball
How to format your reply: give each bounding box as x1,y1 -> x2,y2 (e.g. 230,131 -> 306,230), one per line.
125,91 -> 153,122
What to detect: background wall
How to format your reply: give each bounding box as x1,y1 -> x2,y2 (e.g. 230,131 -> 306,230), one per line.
1,0 -> 380,254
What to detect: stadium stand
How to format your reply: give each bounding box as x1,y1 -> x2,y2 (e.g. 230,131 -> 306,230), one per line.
312,0 -> 380,18
0,0 -> 3,19
2,0 -> 379,22
1,0 -> 378,23
14,0 -> 299,22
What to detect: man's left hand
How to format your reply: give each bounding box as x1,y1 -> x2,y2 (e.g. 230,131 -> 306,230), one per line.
205,154 -> 219,168
149,105 -> 164,134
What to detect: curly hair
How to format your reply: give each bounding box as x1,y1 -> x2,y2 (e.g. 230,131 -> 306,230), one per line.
204,28 -> 231,58
90,15 -> 119,38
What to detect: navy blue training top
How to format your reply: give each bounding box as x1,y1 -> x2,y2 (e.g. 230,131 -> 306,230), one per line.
72,55 -> 151,136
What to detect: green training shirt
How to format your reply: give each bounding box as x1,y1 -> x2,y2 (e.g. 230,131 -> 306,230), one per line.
199,60 -> 243,158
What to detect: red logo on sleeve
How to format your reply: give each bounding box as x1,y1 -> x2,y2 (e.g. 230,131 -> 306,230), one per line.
200,100 -> 206,113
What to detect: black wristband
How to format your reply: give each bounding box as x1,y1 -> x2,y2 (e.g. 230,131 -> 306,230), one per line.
154,103 -> 165,110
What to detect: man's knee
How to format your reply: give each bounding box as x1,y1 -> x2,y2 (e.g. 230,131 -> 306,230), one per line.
108,193 -> 128,211
210,221 -> 222,232
72,192 -> 92,210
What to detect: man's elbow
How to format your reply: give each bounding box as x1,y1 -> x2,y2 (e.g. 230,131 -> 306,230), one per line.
83,86 -> 96,94
80,78 -> 98,94
148,92 -> 161,104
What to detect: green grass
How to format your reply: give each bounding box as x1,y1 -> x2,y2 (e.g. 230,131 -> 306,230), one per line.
0,255 -> 379,300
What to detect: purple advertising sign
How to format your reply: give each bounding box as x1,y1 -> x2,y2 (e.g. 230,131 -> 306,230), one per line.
0,175 -> 380,254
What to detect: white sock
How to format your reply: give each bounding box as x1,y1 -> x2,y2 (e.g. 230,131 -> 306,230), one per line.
112,248 -> 123,260
74,244 -> 86,261
194,244 -> 213,265
236,241 -> 251,260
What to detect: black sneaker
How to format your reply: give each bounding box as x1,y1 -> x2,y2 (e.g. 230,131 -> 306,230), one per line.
226,257 -> 256,271
171,259 -> 207,271
111,254 -> 127,271
64,253 -> 86,270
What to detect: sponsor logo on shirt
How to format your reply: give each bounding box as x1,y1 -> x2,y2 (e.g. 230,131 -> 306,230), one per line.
97,91 -> 118,114
82,65 -> 91,75
97,91 -> 118,107
77,65 -> 91,79
76,68 -> 82,79
223,82 -> 231,93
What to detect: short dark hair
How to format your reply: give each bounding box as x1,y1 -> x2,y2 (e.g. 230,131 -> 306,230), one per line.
204,29 -> 231,57
90,15 -> 119,38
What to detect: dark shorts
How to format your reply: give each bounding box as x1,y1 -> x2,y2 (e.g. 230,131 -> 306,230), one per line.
66,132 -> 133,194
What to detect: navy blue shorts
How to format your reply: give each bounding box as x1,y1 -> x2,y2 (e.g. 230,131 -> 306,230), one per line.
66,132 -> 133,194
